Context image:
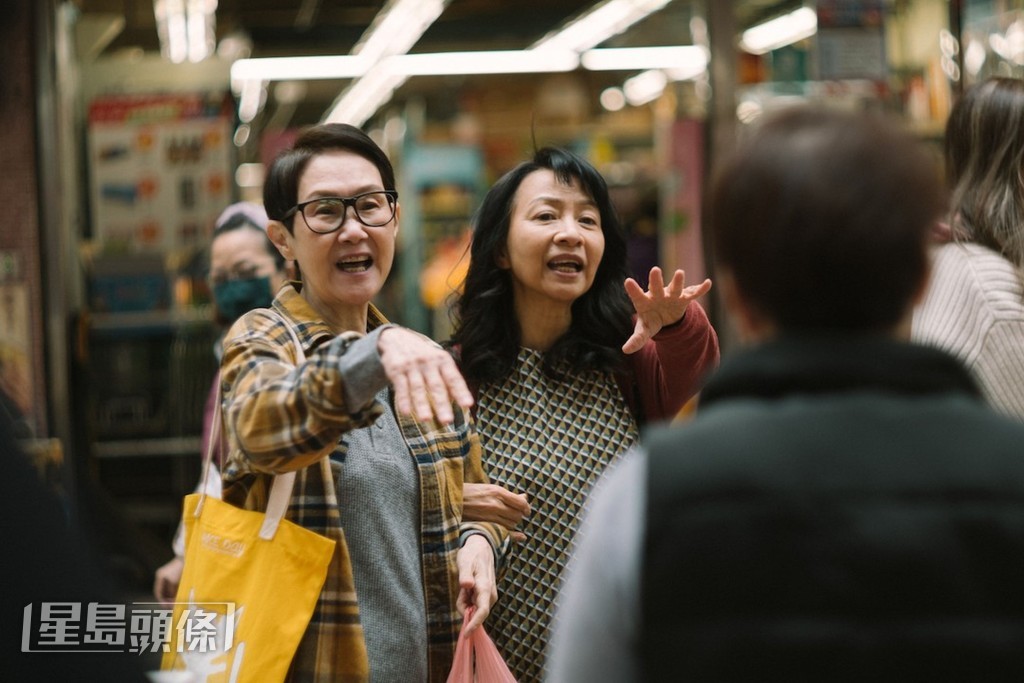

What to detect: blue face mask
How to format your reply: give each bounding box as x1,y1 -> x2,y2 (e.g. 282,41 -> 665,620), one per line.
213,276 -> 273,322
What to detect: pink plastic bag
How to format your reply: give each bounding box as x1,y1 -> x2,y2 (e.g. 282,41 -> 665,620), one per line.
447,608 -> 518,683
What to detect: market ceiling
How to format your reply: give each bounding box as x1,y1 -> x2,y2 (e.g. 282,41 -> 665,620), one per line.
73,0 -> 797,124
77,0 -> 795,56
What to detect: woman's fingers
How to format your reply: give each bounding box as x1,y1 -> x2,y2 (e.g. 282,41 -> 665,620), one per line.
378,327 -> 473,424
665,269 -> 686,297
648,266 -> 666,294
686,278 -> 713,299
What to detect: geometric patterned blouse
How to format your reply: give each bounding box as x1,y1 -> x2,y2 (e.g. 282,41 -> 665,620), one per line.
475,347 -> 639,682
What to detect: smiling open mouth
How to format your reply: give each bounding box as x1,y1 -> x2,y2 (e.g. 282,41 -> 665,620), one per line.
337,255 -> 373,272
549,260 -> 583,273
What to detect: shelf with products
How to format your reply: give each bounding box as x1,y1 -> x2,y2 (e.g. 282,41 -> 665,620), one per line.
78,90 -> 234,584
80,302 -> 218,552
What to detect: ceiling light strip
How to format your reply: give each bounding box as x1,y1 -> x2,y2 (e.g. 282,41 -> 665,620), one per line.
581,45 -> 708,71
231,55 -> 369,82
532,0 -> 673,53
739,7 -> 818,55
393,49 -> 579,76
323,0 -> 449,126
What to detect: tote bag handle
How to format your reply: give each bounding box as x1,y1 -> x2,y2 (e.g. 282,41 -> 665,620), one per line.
195,309 -> 308,540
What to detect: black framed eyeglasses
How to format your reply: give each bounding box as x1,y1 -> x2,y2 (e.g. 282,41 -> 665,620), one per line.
284,190 -> 398,233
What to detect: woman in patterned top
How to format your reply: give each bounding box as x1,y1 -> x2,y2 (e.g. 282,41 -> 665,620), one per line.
449,147 -> 720,681
218,123 -> 507,683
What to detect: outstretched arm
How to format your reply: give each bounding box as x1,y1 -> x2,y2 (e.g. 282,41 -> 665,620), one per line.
622,267 -> 712,355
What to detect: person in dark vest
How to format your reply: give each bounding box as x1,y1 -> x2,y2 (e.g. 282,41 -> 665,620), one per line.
547,106 -> 1024,682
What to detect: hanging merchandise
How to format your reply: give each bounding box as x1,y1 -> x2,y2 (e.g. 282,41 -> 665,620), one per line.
86,92 -> 233,256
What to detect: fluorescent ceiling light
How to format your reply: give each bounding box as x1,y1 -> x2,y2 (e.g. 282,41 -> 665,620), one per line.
623,69 -> 668,105
740,7 -> 817,55
231,56 -> 370,82
323,65 -> 408,127
581,45 -> 707,72
235,43 -> 706,124
353,0 -> 446,63
321,0 -> 447,127
600,86 -> 626,111
237,78 -> 265,123
532,0 -> 672,53
393,49 -> 578,76
236,45 -> 707,82
154,0 -> 217,64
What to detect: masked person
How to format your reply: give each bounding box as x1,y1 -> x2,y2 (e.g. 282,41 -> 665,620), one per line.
152,201 -> 290,604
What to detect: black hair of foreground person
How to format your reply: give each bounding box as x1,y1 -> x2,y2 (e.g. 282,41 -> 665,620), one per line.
547,106 -> 1024,683
0,405 -> 149,681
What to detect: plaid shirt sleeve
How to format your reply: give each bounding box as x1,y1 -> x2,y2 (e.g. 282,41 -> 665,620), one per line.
220,307 -> 385,475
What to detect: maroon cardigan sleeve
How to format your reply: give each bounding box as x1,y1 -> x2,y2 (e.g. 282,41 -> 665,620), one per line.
619,299 -> 719,423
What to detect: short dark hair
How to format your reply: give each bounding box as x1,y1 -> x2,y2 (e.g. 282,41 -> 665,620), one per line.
709,106 -> 944,333
945,76 -> 1024,269
451,147 -> 633,384
262,123 -> 396,234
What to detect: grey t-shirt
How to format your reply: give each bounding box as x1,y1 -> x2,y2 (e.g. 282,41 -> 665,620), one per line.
335,331 -> 428,682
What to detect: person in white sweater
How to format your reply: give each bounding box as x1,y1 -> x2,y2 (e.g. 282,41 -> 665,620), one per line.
913,77 -> 1024,421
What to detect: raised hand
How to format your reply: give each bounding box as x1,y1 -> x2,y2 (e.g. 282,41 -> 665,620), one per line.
377,327 -> 474,424
622,267 -> 712,354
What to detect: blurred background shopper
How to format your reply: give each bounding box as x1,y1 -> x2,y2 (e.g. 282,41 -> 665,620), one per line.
913,76 -> 1024,421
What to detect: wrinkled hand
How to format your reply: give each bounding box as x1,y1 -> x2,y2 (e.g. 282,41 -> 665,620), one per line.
464,483 -> 531,544
456,535 -> 498,634
378,327 -> 474,424
153,556 -> 184,605
622,267 -> 712,355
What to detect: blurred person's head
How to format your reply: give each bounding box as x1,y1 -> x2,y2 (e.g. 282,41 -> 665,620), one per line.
263,123 -> 400,330
210,202 -> 288,325
708,106 -> 945,341
454,146 -> 632,383
945,76 -> 1024,269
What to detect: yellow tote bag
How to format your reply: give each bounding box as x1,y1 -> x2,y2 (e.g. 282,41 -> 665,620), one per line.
161,464 -> 336,682
162,319 -> 334,682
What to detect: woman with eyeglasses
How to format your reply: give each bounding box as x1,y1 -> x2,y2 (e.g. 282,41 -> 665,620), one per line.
218,123 -> 508,683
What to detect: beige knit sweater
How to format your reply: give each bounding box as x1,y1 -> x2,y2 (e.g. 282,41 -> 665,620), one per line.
912,242 -> 1024,421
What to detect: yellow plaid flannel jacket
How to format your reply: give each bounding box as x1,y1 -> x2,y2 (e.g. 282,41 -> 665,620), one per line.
219,284 -> 508,683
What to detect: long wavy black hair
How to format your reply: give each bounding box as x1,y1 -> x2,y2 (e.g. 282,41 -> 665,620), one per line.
451,147 -> 633,384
